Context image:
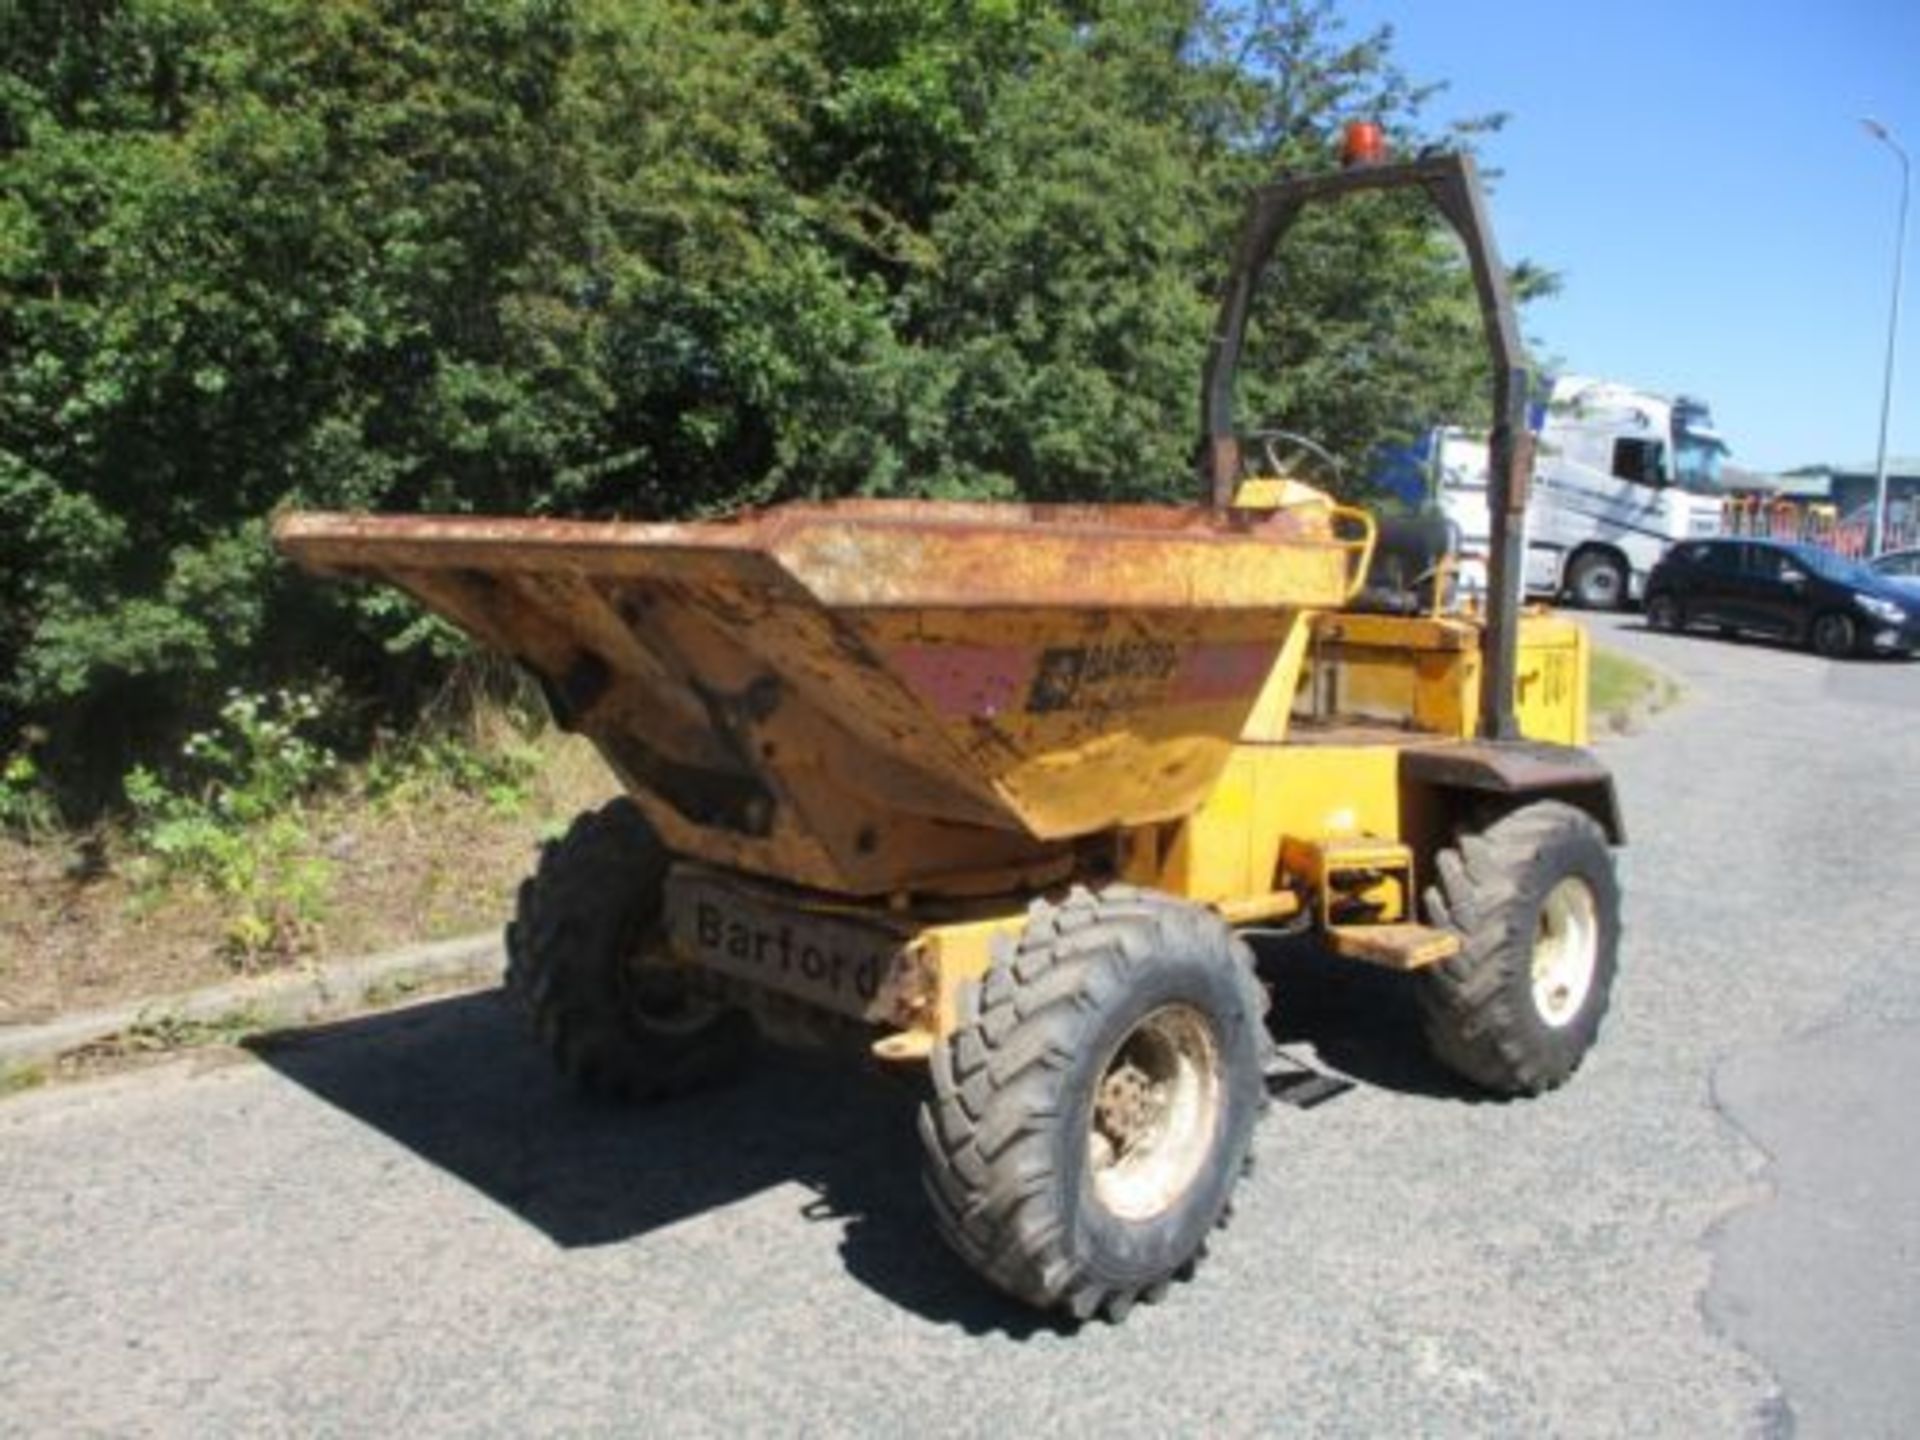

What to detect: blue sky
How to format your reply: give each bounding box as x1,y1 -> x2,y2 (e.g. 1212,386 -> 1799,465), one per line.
1339,0 -> 1918,472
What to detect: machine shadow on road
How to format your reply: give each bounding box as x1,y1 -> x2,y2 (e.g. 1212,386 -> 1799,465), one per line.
250,966 -> 1466,1333
249,989 -> 1055,1336
1253,939 -> 1475,1101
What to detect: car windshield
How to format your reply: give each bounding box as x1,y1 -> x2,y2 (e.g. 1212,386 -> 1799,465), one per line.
1788,545 -> 1876,586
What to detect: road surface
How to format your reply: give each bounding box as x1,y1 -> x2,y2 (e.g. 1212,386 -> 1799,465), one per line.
3,614 -> 1916,1436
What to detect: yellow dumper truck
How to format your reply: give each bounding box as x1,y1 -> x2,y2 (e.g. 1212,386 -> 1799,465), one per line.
276,147 -> 1621,1323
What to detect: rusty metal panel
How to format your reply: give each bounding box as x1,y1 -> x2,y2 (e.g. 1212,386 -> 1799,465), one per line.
1399,740 -> 1624,843
271,500 -> 1347,604
274,500 -> 1348,893
1397,739 -> 1613,793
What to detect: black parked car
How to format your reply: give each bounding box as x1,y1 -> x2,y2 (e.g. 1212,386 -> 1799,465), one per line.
1644,537 -> 1920,658
1870,547 -> 1920,585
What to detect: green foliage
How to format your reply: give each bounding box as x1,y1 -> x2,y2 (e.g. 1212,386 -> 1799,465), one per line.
1,745 -> 57,835
1589,646 -> 1677,726
109,1006 -> 271,1055
364,729 -> 541,817
0,1061 -> 49,1096
123,688 -> 336,961
176,688 -> 336,821
3,0 -> 1557,802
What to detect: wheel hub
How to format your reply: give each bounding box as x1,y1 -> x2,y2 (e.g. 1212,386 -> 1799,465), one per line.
1530,876 -> 1599,1028
1096,1062 -> 1167,1147
620,943 -> 728,1037
1087,1005 -> 1223,1221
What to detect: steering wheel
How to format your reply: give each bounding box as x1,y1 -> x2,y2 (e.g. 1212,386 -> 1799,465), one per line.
1239,428 -> 1344,492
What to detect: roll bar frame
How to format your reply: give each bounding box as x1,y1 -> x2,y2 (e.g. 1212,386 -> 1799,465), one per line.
1198,152 -> 1532,742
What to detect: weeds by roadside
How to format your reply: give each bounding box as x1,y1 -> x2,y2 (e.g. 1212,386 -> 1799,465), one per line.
0,1006 -> 271,1099
123,690 -> 339,964
1590,647 -> 1681,731
110,1006 -> 270,1054
1,690 -> 614,1024
1,1062 -> 47,1096
101,684 -> 556,967
364,731 -> 541,819
1,745 -> 58,838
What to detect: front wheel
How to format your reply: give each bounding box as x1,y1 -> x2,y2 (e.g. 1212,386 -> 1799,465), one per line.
1645,592 -> 1683,632
1420,801 -> 1621,1096
918,887 -> 1269,1322
1566,550 -> 1629,611
1810,611 -> 1858,659
505,799 -> 752,1100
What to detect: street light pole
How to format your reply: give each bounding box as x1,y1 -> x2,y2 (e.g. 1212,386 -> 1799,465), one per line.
1862,118 -> 1909,557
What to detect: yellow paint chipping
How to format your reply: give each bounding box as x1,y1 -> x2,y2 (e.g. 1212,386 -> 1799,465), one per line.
274,486 -> 1598,1053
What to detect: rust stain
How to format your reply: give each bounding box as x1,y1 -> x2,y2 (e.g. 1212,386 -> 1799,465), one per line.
272,499 -> 1342,608
273,498 -> 1343,893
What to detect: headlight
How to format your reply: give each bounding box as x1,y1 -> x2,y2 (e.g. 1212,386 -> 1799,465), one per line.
1857,594 -> 1907,624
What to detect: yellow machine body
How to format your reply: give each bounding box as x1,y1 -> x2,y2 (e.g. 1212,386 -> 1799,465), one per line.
269,148 -> 1625,1324
275,482 -> 1606,1064
276,494 -> 1368,897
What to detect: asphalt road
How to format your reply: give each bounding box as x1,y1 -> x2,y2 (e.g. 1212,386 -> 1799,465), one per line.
4,614 -> 1917,1437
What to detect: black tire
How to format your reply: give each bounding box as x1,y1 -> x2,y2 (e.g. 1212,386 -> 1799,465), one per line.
1419,801 -> 1620,1097
1809,611 -> 1857,659
918,887 -> 1270,1322
1566,549 -> 1629,611
1645,591 -> 1683,632
505,798 -> 752,1099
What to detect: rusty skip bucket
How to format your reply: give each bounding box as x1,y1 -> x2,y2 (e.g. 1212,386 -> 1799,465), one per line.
274,498 -> 1357,895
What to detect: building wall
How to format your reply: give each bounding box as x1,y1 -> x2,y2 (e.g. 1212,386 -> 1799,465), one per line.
1830,471 -> 1920,526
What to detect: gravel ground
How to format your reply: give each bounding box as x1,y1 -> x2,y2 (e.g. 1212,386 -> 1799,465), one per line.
2,613 -> 1914,1437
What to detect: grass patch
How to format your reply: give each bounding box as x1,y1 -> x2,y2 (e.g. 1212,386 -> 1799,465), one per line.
2,716 -> 614,1025
102,1006 -> 270,1056
7,1007 -> 278,1094
1,1063 -> 49,1097
1590,646 -> 1677,726
360,971 -> 428,1010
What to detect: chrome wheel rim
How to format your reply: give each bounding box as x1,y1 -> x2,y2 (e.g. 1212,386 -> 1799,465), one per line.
1088,1005 -> 1222,1220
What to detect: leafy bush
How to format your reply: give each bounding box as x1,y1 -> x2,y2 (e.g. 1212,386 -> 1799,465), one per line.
3,0 -> 1552,807
124,689 -> 337,962
1,746 -> 57,837
364,731 -> 542,818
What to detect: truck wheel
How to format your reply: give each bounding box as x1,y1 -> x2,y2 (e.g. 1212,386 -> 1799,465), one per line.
1566,549 -> 1628,611
506,798 -> 751,1100
1645,592 -> 1683,632
1810,611 -> 1857,659
1419,801 -> 1619,1097
918,887 -> 1270,1322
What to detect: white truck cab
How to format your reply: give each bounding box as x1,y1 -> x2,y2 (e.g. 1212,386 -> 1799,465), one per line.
1431,376 -> 1728,609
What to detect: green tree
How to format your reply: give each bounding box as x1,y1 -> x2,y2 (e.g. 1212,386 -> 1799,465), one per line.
2,0 -> 1555,811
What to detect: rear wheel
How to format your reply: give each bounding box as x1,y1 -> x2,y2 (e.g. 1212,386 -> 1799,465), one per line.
506,799 -> 752,1100
1567,549 -> 1629,611
1645,592 -> 1683,632
918,887 -> 1269,1321
1810,611 -> 1858,659
1420,802 -> 1620,1096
